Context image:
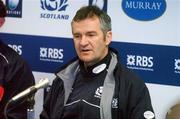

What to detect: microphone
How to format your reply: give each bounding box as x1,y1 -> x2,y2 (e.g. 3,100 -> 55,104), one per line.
9,78 -> 49,102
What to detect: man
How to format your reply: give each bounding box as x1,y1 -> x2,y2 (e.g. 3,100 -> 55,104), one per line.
40,5 -> 155,119
0,1 -> 35,118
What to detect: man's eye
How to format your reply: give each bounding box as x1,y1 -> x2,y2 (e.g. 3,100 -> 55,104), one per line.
88,34 -> 96,37
74,35 -> 80,38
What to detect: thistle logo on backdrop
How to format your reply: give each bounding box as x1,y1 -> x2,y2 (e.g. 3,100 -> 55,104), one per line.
40,47 -> 64,63
6,0 -> 22,18
126,55 -> 154,71
174,59 -> 180,74
122,0 -> 166,21
40,0 -> 69,20
89,0 -> 107,12
8,44 -> 22,55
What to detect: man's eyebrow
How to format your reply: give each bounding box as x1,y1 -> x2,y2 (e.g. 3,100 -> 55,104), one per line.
73,32 -> 80,35
86,31 -> 97,34
73,31 -> 97,35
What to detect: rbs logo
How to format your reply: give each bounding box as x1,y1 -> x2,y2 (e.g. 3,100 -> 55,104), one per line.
127,55 -> 153,68
40,47 -> 64,62
8,44 -> 22,55
175,59 -> 180,71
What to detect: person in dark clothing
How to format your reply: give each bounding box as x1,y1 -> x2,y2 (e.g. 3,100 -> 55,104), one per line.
40,5 -> 155,119
0,1 -> 35,118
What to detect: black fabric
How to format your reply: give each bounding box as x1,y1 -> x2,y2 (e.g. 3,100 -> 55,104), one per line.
61,51 -> 111,119
40,48 -> 155,119
0,40 -> 35,119
112,64 -> 154,119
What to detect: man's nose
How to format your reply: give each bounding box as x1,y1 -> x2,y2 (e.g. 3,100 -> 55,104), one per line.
80,36 -> 88,46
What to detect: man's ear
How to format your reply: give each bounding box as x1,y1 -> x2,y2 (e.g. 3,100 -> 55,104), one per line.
0,18 -> 5,27
105,31 -> 112,46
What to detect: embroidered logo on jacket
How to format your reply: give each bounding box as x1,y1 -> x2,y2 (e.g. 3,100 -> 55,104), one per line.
94,86 -> 103,99
112,98 -> 118,108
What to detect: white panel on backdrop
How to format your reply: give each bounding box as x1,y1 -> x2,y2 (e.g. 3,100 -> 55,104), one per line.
2,0 -> 180,46
109,0 -> 180,46
2,0 -> 89,38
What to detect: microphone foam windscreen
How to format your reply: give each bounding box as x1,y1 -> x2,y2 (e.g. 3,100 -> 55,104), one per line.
0,86 -> 4,101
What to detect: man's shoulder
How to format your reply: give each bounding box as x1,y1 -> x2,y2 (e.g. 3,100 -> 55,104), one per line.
115,63 -> 146,86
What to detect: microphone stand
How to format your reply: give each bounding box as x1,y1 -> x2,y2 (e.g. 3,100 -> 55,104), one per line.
4,78 -> 49,119
4,99 -> 11,119
4,94 -> 35,119
27,94 -> 35,119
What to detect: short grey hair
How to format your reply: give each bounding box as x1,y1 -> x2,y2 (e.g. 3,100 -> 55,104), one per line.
72,5 -> 111,35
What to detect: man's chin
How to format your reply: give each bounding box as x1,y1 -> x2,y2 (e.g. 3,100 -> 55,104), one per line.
81,59 -> 91,63
80,57 -> 93,64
